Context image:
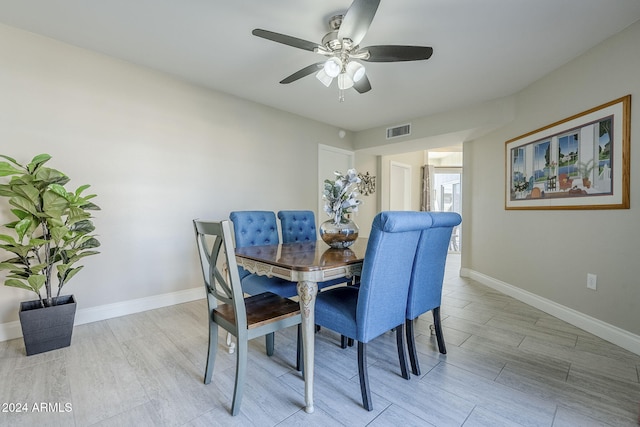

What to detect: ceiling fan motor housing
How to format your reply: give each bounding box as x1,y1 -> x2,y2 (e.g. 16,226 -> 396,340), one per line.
329,14 -> 343,30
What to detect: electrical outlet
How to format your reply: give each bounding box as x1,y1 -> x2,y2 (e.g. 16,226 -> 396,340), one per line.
587,273 -> 597,290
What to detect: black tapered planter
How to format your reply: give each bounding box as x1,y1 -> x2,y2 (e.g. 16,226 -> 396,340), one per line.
19,295 -> 77,356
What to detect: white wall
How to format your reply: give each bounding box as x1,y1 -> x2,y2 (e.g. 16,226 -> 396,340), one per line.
429,152 -> 463,167
0,24 -> 351,332
379,151 -> 426,212
353,152 -> 378,238
464,19 -> 640,338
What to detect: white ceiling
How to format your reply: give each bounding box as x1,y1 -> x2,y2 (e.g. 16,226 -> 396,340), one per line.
1,0 -> 640,132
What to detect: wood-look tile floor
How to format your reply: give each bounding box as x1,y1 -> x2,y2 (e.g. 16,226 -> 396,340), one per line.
1,254 -> 639,426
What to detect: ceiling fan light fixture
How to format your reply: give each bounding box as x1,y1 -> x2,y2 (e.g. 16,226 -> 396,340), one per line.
323,57 -> 342,78
337,72 -> 354,90
346,61 -> 366,83
252,0 -> 435,101
315,69 -> 333,87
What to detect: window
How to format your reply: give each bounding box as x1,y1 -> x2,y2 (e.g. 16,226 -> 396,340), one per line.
558,132 -> 579,177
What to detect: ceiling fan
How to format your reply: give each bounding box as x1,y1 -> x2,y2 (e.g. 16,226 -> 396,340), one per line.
252,0 -> 433,101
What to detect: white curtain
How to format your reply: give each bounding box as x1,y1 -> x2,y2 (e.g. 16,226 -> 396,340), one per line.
420,165 -> 434,211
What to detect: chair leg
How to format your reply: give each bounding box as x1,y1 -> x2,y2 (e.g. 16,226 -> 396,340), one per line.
265,332 -> 275,357
296,324 -> 303,373
405,318 -> 421,376
357,342 -> 373,411
396,323 -> 410,380
340,335 -> 355,348
433,307 -> 447,354
204,320 -> 218,384
231,338 -> 248,416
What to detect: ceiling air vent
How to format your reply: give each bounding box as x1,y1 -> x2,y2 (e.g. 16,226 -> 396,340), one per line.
386,123 -> 411,139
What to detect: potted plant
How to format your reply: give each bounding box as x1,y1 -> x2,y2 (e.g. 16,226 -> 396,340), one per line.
577,159 -> 596,188
0,154 -> 100,355
319,169 -> 362,248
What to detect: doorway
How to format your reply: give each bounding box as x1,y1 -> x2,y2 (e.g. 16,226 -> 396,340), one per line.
432,168 -> 462,252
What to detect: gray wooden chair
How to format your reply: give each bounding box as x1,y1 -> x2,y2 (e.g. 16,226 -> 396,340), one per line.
193,219 -> 302,416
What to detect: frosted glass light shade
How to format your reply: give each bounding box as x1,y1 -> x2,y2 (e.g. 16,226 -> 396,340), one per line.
316,69 -> 333,87
323,57 -> 342,78
346,61 -> 366,82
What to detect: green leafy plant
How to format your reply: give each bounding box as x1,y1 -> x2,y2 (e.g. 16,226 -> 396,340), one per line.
0,154 -> 100,307
578,159 -> 596,179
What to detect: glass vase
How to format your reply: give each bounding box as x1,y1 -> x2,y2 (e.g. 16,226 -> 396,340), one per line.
319,218 -> 359,248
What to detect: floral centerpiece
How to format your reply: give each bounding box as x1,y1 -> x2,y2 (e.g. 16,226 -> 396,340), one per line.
322,169 -> 362,224
320,169 -> 362,248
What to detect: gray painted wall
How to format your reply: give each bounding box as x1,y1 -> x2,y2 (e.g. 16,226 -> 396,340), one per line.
0,24 -> 351,326
464,19 -> 640,336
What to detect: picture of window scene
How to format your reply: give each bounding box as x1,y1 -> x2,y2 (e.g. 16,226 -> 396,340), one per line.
510,116 -> 613,201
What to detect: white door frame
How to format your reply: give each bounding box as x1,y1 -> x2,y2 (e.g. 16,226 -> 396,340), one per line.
389,161 -> 412,210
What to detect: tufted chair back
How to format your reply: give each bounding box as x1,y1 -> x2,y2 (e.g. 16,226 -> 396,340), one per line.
277,210 -> 317,243
229,211 -> 280,247
229,211 -> 280,280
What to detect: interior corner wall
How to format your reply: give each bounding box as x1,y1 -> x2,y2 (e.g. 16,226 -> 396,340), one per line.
464,19 -> 640,337
0,24 -> 351,332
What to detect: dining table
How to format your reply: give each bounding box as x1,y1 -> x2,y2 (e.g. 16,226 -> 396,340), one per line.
235,238 -> 368,413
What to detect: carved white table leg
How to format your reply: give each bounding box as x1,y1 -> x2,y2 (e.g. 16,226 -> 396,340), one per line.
297,280 -> 318,414
226,332 -> 235,354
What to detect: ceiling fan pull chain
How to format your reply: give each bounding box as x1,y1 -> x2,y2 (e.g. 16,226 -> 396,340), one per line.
339,89 -> 345,102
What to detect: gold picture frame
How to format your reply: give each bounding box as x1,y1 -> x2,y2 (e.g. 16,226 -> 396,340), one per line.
505,95 -> 630,210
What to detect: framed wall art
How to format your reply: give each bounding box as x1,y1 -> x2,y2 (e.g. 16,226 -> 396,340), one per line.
505,95 -> 630,210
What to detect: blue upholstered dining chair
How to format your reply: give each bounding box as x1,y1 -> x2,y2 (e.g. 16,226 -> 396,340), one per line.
229,211 -> 298,298
405,212 -> 462,375
193,220 -> 302,416
314,211 -> 434,411
277,210 -> 317,243
278,210 -> 352,289
278,209 -> 356,344
229,211 -> 301,366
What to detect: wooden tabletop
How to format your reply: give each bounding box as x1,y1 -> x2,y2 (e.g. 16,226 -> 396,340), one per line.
235,238 -> 368,272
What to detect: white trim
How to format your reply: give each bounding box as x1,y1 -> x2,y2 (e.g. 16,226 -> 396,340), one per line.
0,320 -> 22,343
460,267 -> 640,356
0,287 -> 204,342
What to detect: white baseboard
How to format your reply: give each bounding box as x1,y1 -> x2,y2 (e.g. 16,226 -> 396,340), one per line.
461,268 -> 640,356
0,287 -> 204,343
0,320 -> 22,343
